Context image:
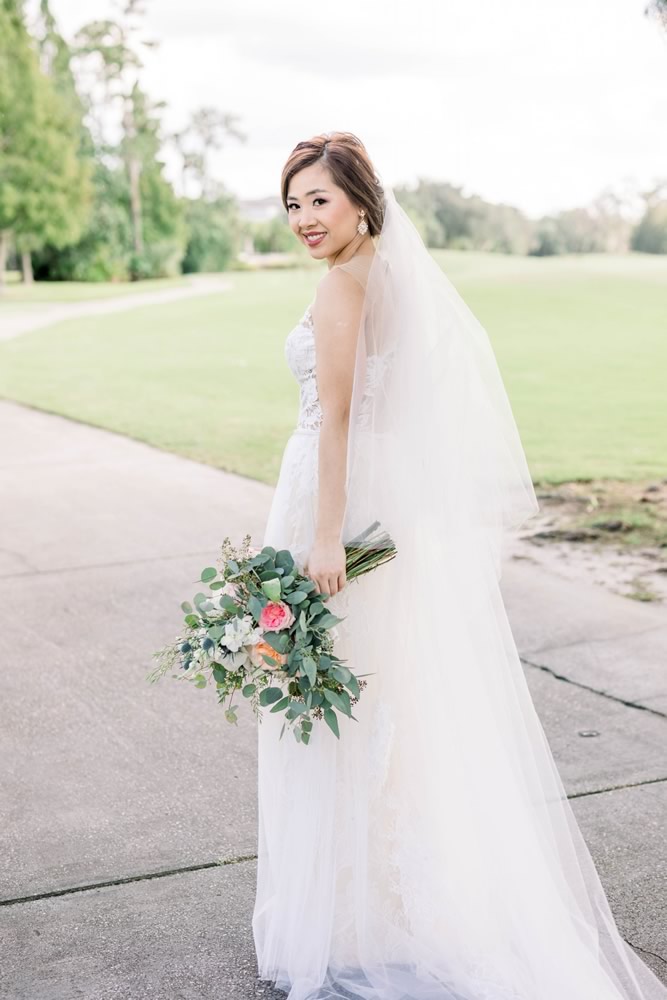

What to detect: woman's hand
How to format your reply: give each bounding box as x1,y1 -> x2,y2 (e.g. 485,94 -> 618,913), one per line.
305,536 -> 347,597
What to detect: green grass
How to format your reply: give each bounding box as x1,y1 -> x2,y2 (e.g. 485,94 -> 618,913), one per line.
0,254 -> 665,486
0,274 -> 190,302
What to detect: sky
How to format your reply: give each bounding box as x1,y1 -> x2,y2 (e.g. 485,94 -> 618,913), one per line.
43,0 -> 667,219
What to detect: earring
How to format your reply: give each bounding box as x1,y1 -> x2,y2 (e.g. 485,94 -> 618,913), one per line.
357,210 -> 369,236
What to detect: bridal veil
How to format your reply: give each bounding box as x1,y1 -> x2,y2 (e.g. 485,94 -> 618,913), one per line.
331,185 -> 666,1000
253,184 -> 666,1000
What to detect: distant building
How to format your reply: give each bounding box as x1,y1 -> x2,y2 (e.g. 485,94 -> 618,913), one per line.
237,196 -> 283,223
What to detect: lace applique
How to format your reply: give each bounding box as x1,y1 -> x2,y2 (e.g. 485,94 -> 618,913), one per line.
285,292 -> 396,434
284,305 -> 323,431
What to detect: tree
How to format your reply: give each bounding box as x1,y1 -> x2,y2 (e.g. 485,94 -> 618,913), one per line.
0,0 -> 91,286
169,108 -> 245,200
71,2 -> 185,278
632,182 -> 667,254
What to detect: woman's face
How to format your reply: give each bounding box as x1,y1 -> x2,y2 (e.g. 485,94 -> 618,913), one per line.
285,162 -> 365,267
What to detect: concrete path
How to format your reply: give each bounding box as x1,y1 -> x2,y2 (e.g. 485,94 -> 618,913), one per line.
0,274 -> 232,341
0,398 -> 665,999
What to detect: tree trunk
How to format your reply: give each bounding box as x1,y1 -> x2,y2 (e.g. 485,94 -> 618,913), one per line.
128,156 -> 144,256
0,231 -> 9,293
21,248 -> 33,285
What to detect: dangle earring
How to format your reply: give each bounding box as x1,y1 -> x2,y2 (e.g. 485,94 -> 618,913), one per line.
357,210 -> 369,236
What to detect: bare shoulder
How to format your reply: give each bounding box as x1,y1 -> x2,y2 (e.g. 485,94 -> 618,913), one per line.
311,265 -> 365,332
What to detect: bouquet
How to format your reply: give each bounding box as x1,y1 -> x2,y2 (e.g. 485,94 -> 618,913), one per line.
148,521 -> 396,745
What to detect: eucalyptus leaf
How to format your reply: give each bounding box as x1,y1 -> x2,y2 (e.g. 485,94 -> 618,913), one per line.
323,688 -> 348,713
323,708 -> 340,739
269,695 -> 290,713
345,673 -> 360,698
259,686 -> 284,706
260,577 -> 282,602
200,567 -> 217,583
302,655 -> 317,687
286,591 -> 308,605
264,631 -> 289,653
248,595 -> 265,623
314,612 -> 343,629
275,549 -> 295,572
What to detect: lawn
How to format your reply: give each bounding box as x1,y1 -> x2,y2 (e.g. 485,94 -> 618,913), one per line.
0,253 -> 665,486
0,273 -> 191,302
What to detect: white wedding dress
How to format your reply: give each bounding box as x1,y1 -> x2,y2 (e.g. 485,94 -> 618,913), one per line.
252,258 -> 666,1000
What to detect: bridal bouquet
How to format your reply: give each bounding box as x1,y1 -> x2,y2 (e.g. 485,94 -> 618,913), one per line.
148,521 -> 396,745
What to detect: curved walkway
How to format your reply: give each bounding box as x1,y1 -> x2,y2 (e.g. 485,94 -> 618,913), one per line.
0,274 -> 232,341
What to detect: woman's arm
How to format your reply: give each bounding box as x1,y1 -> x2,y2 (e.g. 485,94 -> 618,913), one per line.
305,268 -> 365,597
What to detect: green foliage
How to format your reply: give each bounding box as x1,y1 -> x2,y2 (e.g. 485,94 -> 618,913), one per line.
0,0 -> 92,256
181,192 -> 241,273
632,199 -> 667,254
33,163 -> 132,281
251,215 -> 295,254
147,532 -> 382,744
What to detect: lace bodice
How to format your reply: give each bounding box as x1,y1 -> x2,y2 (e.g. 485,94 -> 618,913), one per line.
284,254 -> 376,433
284,302 -> 322,431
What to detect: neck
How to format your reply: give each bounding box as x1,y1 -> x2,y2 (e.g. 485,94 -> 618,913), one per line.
327,234 -> 375,269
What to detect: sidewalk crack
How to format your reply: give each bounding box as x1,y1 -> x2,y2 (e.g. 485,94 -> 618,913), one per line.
625,937 -> 667,970
0,853 -> 257,908
521,656 -> 667,720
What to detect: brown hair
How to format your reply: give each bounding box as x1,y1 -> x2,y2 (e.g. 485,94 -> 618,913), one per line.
280,131 -> 385,237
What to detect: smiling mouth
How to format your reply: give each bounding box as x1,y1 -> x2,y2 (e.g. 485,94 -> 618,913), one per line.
303,232 -> 326,244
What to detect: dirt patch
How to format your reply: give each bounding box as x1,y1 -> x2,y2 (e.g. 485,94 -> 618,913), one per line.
510,478 -> 667,605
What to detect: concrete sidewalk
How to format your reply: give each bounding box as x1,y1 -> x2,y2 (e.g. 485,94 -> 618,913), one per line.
0,274 -> 232,341
0,398 -> 665,999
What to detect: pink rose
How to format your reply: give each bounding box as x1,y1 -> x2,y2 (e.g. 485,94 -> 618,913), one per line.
259,600 -> 295,631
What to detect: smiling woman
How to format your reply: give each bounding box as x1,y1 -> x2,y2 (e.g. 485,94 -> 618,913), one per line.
283,133 -> 383,271
250,130 -> 667,1000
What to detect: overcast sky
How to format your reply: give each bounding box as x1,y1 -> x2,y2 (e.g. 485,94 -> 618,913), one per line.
45,0 -> 666,219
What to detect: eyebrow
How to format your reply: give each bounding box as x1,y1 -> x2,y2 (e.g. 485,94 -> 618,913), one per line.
286,188 -> 329,200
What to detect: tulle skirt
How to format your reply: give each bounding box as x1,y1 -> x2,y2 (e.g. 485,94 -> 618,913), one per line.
252,429 -> 667,1000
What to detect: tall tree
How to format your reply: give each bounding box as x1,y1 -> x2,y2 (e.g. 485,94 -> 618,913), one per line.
0,0 -> 91,287
169,108 -> 246,200
72,2 -> 185,277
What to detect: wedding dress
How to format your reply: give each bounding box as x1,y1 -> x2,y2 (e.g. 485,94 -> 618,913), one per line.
252,190 -> 666,1000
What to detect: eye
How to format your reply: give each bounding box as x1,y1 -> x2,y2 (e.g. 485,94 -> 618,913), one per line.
286,198 -> 326,211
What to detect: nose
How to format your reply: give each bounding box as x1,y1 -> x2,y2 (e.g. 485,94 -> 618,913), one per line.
298,208 -> 319,231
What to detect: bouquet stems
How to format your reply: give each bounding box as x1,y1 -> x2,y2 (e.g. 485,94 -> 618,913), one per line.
343,520 -> 397,582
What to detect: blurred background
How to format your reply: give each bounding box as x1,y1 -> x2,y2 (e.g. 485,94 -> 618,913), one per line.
1,0 -> 666,594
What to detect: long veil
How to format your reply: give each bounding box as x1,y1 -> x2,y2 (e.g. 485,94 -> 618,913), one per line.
317,184 -> 667,999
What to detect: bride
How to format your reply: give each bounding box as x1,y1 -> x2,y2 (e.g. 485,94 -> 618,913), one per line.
251,131 -> 666,1000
